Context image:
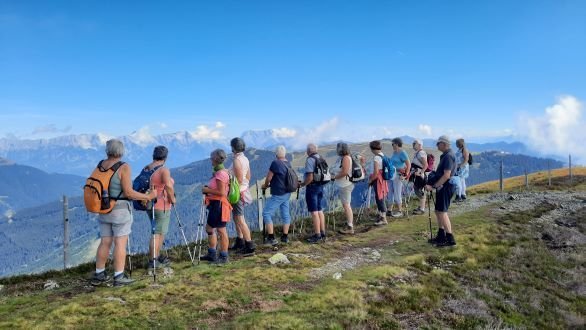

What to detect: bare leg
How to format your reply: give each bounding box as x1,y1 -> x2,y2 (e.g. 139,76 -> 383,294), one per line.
319,211 -> 326,233
282,224 -> 290,235
266,223 -> 274,235
113,235 -> 128,273
217,228 -> 229,252
342,202 -> 353,226
234,215 -> 252,241
96,237 -> 113,269
311,211 -> 321,234
207,225 -> 217,249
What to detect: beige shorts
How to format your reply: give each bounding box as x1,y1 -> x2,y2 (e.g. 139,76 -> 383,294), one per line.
98,200 -> 133,237
337,184 -> 354,204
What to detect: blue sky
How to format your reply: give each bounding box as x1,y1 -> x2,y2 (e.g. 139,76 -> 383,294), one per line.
0,1 -> 585,148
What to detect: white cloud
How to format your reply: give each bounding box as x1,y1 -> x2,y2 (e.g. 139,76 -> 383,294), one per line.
417,124 -> 433,136
290,117 -> 340,149
158,122 -> 168,129
190,124 -> 225,141
272,127 -> 297,138
31,124 -> 72,135
215,121 -> 226,129
520,95 -> 585,163
129,126 -> 156,145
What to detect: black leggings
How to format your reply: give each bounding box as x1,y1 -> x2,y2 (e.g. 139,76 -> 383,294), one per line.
373,181 -> 387,213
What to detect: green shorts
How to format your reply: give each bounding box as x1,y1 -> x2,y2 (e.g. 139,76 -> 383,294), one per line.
148,209 -> 171,235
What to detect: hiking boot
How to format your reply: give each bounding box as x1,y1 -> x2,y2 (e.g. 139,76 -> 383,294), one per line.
412,208 -> 425,215
264,238 -> 278,247
428,229 -> 446,244
374,219 -> 388,226
307,234 -> 322,244
200,251 -> 218,262
157,255 -> 171,267
436,234 -> 456,247
461,195 -> 467,201
280,235 -> 289,244
385,210 -> 394,217
338,225 -> 354,235
229,237 -> 245,251
454,196 -> 462,203
390,211 -> 403,218
113,273 -> 135,287
213,254 -> 229,265
90,271 -> 111,286
241,241 -> 256,256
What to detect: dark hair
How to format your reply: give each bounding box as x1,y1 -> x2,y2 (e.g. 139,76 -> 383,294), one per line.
230,137 -> 246,153
153,145 -> 168,161
391,138 -> 403,148
336,142 -> 350,156
369,140 -> 382,150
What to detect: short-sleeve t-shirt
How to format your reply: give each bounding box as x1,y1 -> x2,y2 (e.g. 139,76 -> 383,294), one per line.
269,159 -> 289,196
390,150 -> 409,170
436,149 -> 456,178
304,154 -> 322,181
372,153 -> 384,174
411,150 -> 428,170
207,169 -> 229,195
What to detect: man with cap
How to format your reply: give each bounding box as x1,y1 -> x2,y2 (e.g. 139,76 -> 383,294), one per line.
425,135 -> 457,247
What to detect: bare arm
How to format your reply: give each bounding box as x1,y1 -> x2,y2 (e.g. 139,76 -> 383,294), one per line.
233,158 -> 245,184
119,164 -> 156,201
302,172 -> 313,187
335,155 -> 351,180
369,158 -> 380,184
404,158 -> 411,177
461,149 -> 469,167
161,168 -> 176,204
262,171 -> 274,189
202,178 -> 226,197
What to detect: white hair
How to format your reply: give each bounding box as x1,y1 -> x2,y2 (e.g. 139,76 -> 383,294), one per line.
105,139 -> 125,158
275,145 -> 287,158
307,143 -> 318,154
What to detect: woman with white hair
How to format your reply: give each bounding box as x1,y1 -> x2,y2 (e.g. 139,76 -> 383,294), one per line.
261,145 -> 294,246
334,142 -> 355,235
91,139 -> 157,287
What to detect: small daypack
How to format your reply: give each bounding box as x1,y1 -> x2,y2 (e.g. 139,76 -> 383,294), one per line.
84,161 -> 125,214
310,155 -> 331,185
380,155 -> 395,181
228,174 -> 241,204
349,155 -> 365,182
284,161 -> 300,193
426,154 -> 435,172
132,165 -> 163,211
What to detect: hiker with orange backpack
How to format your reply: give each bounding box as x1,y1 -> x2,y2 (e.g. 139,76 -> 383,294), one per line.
200,149 -> 233,264
87,139 -> 156,287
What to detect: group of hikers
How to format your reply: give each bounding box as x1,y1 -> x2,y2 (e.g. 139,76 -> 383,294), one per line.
86,135 -> 471,287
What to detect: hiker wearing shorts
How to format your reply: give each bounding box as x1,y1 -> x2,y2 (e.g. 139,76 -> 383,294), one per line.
455,138 -> 470,202
425,135 -> 457,247
388,138 -> 411,218
146,146 -> 176,272
300,143 -> 327,244
411,139 -> 428,215
91,139 -> 157,287
228,138 -> 256,256
369,140 -> 389,225
200,149 -> 232,264
261,145 -> 293,246
334,143 -> 355,235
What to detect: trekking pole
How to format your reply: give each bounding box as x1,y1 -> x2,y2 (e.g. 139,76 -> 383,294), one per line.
151,206 -> 157,283
261,187 -> 267,244
427,191 -> 433,241
195,195 -> 206,265
330,182 -> 337,232
127,234 -> 133,278
172,204 -> 195,264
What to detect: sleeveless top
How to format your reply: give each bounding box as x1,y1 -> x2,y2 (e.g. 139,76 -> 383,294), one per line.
231,152 -> 250,192
151,167 -> 174,211
108,167 -> 126,199
334,155 -> 352,188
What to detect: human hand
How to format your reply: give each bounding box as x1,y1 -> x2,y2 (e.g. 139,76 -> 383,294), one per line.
424,185 -> 433,192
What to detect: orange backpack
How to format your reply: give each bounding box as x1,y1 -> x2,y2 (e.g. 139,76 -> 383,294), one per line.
84,161 -> 125,214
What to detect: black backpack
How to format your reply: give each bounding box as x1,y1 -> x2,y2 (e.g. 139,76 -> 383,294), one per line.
310,155 -> 331,184
284,161 -> 299,193
349,156 -> 365,182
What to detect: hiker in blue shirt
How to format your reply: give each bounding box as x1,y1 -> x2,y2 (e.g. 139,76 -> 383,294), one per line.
300,143 -> 327,244
388,138 -> 411,218
425,135 -> 457,247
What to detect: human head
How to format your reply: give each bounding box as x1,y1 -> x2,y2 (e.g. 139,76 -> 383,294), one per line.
436,135 -> 451,152
210,149 -> 227,166
153,145 -> 168,161
412,139 -> 423,151
275,145 -> 287,158
105,139 -> 125,158
391,137 -> 403,151
369,140 -> 382,153
456,138 -> 465,149
336,142 -> 350,156
230,137 -> 246,153
306,143 -> 318,155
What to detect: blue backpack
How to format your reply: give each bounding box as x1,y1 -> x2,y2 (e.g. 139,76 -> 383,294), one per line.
132,165 -> 163,211
380,155 -> 395,181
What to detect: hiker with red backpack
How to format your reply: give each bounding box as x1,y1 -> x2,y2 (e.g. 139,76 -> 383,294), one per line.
88,139 -> 157,287
141,146 -> 176,272
410,139 -> 429,215
387,138 -> 411,218
200,149 -> 233,264
368,140 -> 389,226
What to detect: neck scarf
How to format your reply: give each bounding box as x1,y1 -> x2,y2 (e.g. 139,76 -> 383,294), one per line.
213,163 -> 225,173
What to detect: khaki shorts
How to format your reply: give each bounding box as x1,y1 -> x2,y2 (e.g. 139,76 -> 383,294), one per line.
337,184 -> 354,204
99,201 -> 133,238
147,209 -> 171,235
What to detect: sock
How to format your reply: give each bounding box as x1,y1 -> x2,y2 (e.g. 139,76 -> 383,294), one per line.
208,247 -> 217,255
96,268 -> 105,274
268,233 -> 275,240
114,271 -> 123,277
219,251 -> 228,258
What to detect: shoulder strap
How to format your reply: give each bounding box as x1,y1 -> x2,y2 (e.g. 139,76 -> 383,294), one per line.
111,161 -> 124,172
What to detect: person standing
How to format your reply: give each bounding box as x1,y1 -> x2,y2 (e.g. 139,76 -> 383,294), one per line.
91,139 -> 156,287
228,138 -> 256,255
411,139 -> 428,215
261,145 -> 293,245
388,138 -> 411,218
425,135 -> 457,247
368,140 -> 389,225
455,138 -> 470,202
300,143 -> 327,243
146,146 -> 176,272
334,143 -> 355,235
200,149 -> 232,264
